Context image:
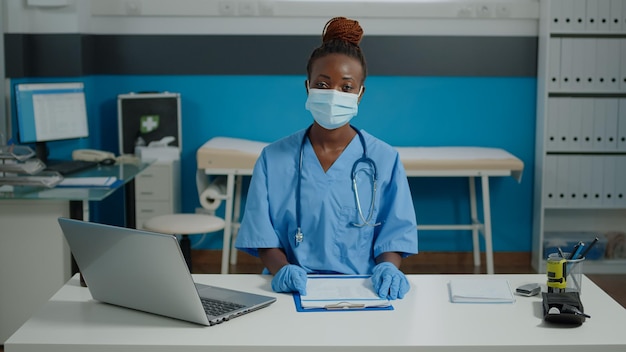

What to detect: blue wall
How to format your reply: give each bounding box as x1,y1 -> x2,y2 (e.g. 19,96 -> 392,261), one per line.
11,74 -> 536,252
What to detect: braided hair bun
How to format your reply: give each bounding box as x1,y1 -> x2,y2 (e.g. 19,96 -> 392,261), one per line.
306,16 -> 368,80
322,17 -> 363,47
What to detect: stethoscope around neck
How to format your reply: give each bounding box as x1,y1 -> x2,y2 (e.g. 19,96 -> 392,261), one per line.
294,124 -> 380,247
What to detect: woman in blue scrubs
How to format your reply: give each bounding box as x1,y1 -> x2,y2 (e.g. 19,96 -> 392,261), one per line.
235,17 -> 418,300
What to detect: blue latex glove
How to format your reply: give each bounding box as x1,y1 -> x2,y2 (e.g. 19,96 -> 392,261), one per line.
371,262 -> 410,300
271,264 -> 307,295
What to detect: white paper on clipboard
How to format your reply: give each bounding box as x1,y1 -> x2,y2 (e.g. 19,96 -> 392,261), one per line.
300,275 -> 390,309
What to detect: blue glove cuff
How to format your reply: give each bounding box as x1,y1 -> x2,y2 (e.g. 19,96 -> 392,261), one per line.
372,262 -> 397,276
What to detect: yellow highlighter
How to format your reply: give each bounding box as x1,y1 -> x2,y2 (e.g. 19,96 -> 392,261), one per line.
546,258 -> 567,293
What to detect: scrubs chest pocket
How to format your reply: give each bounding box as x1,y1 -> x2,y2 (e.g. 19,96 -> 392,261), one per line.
334,206 -> 377,258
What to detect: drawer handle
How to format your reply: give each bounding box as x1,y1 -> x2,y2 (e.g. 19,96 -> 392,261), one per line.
140,192 -> 154,196
139,210 -> 155,214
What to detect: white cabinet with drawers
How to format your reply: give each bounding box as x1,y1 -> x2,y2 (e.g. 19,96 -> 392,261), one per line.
135,160 -> 181,229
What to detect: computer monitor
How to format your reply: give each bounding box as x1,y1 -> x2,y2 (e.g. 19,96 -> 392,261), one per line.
14,82 -> 89,163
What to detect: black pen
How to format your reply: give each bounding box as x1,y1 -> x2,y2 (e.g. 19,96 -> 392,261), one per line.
578,237 -> 599,259
562,304 -> 591,319
568,242 -> 583,260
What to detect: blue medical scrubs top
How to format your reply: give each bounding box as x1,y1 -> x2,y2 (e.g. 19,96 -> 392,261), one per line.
235,127 -> 418,275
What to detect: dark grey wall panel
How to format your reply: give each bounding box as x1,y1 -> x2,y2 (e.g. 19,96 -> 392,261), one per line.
5,34 -> 537,78
363,36 -> 537,76
89,35 -> 320,75
5,34 -> 84,77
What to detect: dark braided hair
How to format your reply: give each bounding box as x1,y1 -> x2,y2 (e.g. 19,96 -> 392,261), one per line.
306,17 -> 368,82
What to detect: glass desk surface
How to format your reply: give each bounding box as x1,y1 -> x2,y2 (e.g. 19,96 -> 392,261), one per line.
0,162 -> 151,202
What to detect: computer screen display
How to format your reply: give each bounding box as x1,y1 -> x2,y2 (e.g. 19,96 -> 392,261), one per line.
15,82 -> 89,144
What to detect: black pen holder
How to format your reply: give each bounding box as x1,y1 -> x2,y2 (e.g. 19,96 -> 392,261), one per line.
542,292 -> 587,326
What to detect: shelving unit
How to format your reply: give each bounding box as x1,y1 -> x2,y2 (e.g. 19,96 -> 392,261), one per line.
532,0 -> 626,273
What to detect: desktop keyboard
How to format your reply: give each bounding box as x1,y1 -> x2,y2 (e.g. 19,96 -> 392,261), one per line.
45,160 -> 99,176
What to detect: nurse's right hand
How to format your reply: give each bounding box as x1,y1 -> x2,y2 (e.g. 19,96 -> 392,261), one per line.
271,264 -> 307,295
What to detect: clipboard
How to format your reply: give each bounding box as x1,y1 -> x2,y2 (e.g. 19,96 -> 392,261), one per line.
293,275 -> 393,312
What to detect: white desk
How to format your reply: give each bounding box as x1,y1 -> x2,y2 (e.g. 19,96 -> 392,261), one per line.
6,274 -> 626,351
0,163 -> 149,343
197,137 -> 524,274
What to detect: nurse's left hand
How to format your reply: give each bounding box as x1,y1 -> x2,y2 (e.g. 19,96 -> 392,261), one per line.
371,262 -> 410,300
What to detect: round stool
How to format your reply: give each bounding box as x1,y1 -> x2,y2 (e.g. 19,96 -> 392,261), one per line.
143,214 -> 225,272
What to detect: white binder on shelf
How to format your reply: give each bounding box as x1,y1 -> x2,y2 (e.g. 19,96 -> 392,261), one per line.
618,99 -> 626,151
567,155 -> 582,206
555,98 -> 569,151
550,0 -> 563,32
610,0 -> 623,32
560,38 -> 574,91
621,40 -> 626,92
590,38 -> 601,91
622,0 -> 626,32
548,38 -> 561,92
590,156 -> 605,207
602,155 -> 616,207
605,39 -> 620,92
581,39 -> 596,92
595,39 -> 610,92
544,155 -> 558,207
546,98 -> 560,151
571,39 -> 586,91
579,156 -> 594,206
586,0 -> 599,32
568,99 -> 584,151
593,98 -> 608,151
605,99 -> 619,150
560,0 -> 575,31
572,0 -> 587,32
616,156 -> 626,207
543,155 -> 558,207
597,0 -> 611,32
556,156 -> 570,207
580,98 -> 595,151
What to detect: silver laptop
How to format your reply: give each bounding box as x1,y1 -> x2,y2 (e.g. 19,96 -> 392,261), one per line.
58,217 -> 276,326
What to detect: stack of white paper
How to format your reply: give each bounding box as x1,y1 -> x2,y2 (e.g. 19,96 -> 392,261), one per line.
449,278 -> 515,303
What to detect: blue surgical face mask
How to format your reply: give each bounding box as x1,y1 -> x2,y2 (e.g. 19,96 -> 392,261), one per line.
305,86 -> 362,130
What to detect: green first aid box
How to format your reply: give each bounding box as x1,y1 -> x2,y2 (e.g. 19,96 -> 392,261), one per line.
117,92 -> 182,155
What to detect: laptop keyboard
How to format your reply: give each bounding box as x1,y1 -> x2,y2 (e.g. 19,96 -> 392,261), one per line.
200,298 -> 245,316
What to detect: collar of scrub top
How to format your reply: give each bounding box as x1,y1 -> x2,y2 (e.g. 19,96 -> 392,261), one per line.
295,124 -> 380,247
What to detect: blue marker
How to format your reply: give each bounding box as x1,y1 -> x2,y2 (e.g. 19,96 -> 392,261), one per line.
568,242 -> 585,260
